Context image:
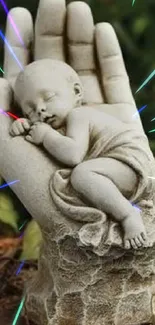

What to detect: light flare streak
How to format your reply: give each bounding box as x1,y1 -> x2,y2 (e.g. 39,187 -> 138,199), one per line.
148,129 -> 155,134
15,261 -> 25,275
0,30 -> 23,70
0,180 -> 20,189
0,108 -> 24,121
132,105 -> 147,118
0,0 -> 24,46
12,295 -> 26,325
0,67 -> 4,74
19,220 -> 28,231
136,70 -> 155,93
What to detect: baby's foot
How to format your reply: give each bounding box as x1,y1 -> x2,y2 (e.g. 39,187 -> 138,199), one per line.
122,210 -> 148,250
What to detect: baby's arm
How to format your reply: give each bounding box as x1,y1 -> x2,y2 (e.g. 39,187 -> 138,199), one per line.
43,108 -> 90,166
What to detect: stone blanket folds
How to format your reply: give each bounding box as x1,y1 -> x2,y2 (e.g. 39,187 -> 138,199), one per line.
49,170 -> 155,257
49,125 -> 155,256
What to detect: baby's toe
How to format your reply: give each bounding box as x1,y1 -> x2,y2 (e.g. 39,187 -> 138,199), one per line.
138,234 -> 146,245
124,239 -> 131,249
141,232 -> 147,241
134,237 -> 142,248
131,238 -> 138,250
138,233 -> 152,248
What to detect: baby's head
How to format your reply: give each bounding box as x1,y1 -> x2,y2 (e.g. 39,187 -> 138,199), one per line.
14,59 -> 83,128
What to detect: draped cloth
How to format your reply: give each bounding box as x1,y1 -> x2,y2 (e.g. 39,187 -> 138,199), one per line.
49,122 -> 155,253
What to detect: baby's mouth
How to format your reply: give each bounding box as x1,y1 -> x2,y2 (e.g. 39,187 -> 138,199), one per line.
44,116 -> 56,124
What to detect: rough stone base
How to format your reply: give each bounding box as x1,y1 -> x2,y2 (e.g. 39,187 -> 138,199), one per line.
22,202 -> 155,325
23,231 -> 155,325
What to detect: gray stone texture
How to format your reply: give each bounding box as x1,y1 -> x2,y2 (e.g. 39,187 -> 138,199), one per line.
0,1 -> 155,324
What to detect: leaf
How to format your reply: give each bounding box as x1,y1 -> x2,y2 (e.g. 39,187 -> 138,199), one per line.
0,193 -> 15,211
20,220 -> 42,260
132,17 -> 150,35
0,209 -> 19,231
0,192 -> 19,231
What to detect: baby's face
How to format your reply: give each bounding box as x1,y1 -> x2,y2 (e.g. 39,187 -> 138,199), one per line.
17,72 -> 78,129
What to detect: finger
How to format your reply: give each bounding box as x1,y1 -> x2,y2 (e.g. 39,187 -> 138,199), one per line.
17,122 -> 25,134
23,120 -> 31,130
29,130 -> 33,136
95,23 -> 135,105
25,135 -> 34,142
33,122 -> 41,125
67,2 -> 103,104
29,126 -> 37,132
3,8 -> 33,89
34,0 -> 66,61
12,125 -> 21,135
29,125 -> 35,130
9,128 -> 15,136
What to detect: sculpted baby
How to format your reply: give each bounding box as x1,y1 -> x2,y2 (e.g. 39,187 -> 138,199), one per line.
10,58 -> 154,250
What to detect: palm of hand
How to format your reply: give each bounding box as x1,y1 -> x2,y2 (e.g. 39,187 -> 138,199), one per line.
3,0 -> 142,131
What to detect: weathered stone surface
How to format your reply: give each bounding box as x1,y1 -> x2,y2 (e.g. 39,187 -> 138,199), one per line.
22,203 -> 155,325
0,1 -> 155,325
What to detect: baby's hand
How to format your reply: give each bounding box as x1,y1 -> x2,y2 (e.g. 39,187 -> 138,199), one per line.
25,122 -> 51,145
10,118 -> 31,137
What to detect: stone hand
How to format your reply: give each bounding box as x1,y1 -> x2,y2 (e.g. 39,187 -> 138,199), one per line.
9,118 -> 31,137
2,0 -> 143,129
25,122 -> 51,145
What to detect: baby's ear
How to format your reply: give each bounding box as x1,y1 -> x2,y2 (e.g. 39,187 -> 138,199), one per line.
74,83 -> 83,105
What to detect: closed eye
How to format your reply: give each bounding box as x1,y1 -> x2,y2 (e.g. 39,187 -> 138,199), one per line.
44,92 -> 56,102
46,97 -> 53,102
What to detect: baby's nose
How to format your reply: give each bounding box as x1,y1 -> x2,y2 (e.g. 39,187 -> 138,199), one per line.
36,105 -> 46,115
38,110 -> 45,117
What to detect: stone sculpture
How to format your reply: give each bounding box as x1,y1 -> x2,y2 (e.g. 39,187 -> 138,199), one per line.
11,58 -> 154,250
0,0 -> 155,324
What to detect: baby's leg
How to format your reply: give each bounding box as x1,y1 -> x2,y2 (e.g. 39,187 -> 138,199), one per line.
71,157 -> 147,249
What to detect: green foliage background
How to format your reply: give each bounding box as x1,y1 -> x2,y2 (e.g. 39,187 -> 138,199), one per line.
0,0 -> 155,259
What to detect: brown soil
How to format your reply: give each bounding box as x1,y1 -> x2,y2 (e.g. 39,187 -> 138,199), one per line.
0,236 -> 38,325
